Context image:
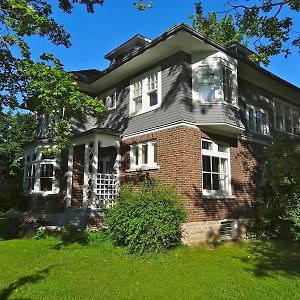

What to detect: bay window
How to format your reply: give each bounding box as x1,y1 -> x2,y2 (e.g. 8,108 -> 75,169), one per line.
130,67 -> 161,115
202,140 -> 231,196
130,141 -> 158,170
197,65 -> 215,102
222,66 -> 233,104
24,147 -> 59,194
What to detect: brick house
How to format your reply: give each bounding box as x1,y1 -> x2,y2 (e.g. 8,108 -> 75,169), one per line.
24,24 -> 300,243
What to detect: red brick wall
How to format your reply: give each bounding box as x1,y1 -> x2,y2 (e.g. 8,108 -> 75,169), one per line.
121,126 -> 264,222
71,144 -> 85,208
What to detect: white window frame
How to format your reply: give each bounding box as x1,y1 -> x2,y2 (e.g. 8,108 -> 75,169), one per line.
100,89 -> 117,111
130,67 -> 162,115
201,139 -> 231,197
192,56 -> 238,106
24,146 -> 59,195
129,141 -> 159,171
246,104 -> 270,136
274,98 -> 300,136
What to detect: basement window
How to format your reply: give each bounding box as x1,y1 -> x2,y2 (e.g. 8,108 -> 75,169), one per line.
220,220 -> 237,240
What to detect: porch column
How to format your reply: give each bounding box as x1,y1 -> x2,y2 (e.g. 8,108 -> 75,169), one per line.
92,136 -> 100,207
66,145 -> 74,208
82,142 -> 90,209
114,139 -> 121,194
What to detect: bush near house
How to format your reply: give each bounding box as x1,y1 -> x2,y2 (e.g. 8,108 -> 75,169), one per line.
105,181 -> 186,253
253,135 -> 300,240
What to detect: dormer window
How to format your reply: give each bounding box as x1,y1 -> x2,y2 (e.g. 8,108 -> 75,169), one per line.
130,67 -> 161,115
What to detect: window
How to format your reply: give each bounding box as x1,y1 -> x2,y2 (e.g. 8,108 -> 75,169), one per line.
133,80 -> 143,113
274,100 -> 300,135
222,66 -> 233,103
202,140 -> 231,196
40,163 -> 54,192
247,105 -> 269,135
130,68 -> 161,114
105,92 -> 117,110
24,148 -> 59,194
24,153 -> 36,192
198,65 -> 215,102
130,141 -> 158,170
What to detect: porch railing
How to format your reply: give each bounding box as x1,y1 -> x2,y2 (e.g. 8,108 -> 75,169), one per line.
90,173 -> 118,209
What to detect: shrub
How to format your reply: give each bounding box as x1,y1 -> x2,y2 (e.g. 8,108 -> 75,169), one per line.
105,181 -> 186,254
59,224 -> 90,245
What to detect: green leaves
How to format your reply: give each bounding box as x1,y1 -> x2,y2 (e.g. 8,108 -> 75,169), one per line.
191,3 -> 248,47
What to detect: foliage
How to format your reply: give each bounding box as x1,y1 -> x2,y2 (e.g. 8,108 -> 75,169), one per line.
0,1 -> 107,153
59,224 -> 90,246
197,1 -> 300,65
0,112 -> 35,211
191,3 -> 248,47
253,134 -> 300,240
105,181 -> 186,254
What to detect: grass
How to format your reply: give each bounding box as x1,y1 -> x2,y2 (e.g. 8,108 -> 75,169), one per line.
0,236 -> 299,299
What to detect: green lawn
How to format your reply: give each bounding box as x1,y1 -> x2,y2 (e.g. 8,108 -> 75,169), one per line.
0,237 -> 299,299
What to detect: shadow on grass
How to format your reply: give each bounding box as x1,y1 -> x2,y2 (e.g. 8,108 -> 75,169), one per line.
0,266 -> 54,300
238,240 -> 300,277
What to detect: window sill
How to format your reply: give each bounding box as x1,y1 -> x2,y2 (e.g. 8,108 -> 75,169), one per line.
202,194 -> 235,200
125,164 -> 160,172
28,191 -> 59,197
130,104 -> 161,117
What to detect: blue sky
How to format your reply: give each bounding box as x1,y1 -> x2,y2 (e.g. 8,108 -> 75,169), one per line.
29,0 -> 300,87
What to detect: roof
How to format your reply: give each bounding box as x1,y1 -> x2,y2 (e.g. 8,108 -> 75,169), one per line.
71,69 -> 102,84
77,24 -> 300,94
104,34 -> 152,61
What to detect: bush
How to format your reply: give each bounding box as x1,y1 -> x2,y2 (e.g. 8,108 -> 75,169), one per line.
59,224 -> 90,245
105,181 -> 186,254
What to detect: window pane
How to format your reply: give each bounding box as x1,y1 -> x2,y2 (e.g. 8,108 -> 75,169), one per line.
202,156 -> 211,172
285,106 -> 293,133
218,144 -> 227,153
293,109 -> 300,135
255,110 -> 262,133
223,67 -> 232,103
212,174 -> 220,190
262,113 -> 268,135
198,66 -> 215,102
203,173 -> 211,190
202,141 -> 212,150
275,102 -> 284,131
134,96 -> 142,113
142,144 -> 148,164
132,146 -> 139,165
149,91 -> 158,106
212,157 -> 219,173
40,178 -> 52,192
152,142 -> 157,163
248,108 -> 255,131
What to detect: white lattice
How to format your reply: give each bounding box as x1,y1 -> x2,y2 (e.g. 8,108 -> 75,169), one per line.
93,173 -> 118,209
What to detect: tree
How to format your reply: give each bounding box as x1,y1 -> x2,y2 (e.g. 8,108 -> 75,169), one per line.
196,1 -> 300,65
0,1 -> 108,153
254,135 -> 300,240
0,112 -> 36,211
190,3 -> 249,47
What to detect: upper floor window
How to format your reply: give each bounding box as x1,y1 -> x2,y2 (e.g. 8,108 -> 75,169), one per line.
100,89 -> 117,111
130,141 -> 158,170
24,153 -> 36,192
130,67 -> 161,115
274,100 -> 300,135
202,140 -> 231,197
197,65 -> 215,102
222,66 -> 233,104
246,105 -> 270,135
194,59 -> 237,104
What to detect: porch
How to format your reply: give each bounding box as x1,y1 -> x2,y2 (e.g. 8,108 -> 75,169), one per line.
66,130 -> 120,211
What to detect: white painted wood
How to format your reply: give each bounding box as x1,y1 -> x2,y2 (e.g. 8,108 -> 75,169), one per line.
66,146 -> 74,208
82,142 -> 90,210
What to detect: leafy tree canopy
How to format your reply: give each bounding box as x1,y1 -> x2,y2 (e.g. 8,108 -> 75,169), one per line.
0,0 -> 108,152
193,1 -> 300,65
